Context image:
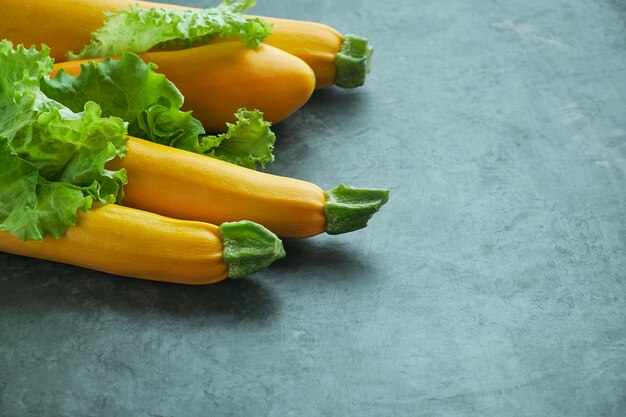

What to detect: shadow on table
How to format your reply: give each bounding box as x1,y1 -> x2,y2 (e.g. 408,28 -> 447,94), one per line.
270,86 -> 370,151
306,85 -> 369,108
273,237 -> 372,283
0,253 -> 278,325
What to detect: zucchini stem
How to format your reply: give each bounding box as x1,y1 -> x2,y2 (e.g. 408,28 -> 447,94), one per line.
324,184 -> 389,234
220,220 -> 286,278
334,34 -> 373,88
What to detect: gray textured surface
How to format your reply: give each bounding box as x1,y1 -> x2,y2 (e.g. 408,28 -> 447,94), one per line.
1,0 -> 626,416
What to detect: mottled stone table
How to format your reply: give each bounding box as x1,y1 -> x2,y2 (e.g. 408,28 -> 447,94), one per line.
1,0 -> 625,416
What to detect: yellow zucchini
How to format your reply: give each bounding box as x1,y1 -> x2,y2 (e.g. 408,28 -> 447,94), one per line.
52,41 -> 316,132
108,137 -> 389,239
0,203 -> 285,284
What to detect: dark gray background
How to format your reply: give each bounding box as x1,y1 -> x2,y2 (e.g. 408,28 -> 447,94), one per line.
1,0 -> 625,416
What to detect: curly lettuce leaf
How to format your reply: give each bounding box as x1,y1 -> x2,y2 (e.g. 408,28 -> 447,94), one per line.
68,0 -> 272,60
42,52 -> 204,153
0,141 -> 90,241
43,52 -> 275,169
204,109 -> 275,169
0,41 -> 127,241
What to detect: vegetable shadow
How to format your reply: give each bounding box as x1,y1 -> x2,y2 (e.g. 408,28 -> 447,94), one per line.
273,236 -> 372,283
270,86 -> 369,151
306,85 -> 369,109
0,253 -> 278,325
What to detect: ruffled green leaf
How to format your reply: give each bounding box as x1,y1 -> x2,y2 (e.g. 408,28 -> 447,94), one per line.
0,41 -> 127,241
68,0 -> 272,60
42,52 -> 204,153
0,143 -> 91,241
204,109 -> 275,169
43,52 -> 275,169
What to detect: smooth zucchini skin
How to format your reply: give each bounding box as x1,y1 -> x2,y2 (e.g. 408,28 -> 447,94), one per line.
52,42 -> 316,132
258,16 -> 342,89
108,137 -> 328,239
0,0 -> 125,62
141,43 -> 315,129
0,204 -> 229,285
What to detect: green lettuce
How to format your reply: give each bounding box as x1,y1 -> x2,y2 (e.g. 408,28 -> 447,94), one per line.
1,39 -> 276,240
42,52 -> 275,169
0,41 -> 127,241
68,0 -> 272,60
206,109 -> 275,169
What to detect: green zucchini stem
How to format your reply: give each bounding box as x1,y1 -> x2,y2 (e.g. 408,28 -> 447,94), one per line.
220,220 -> 286,278
324,184 -> 389,234
334,34 -> 373,88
